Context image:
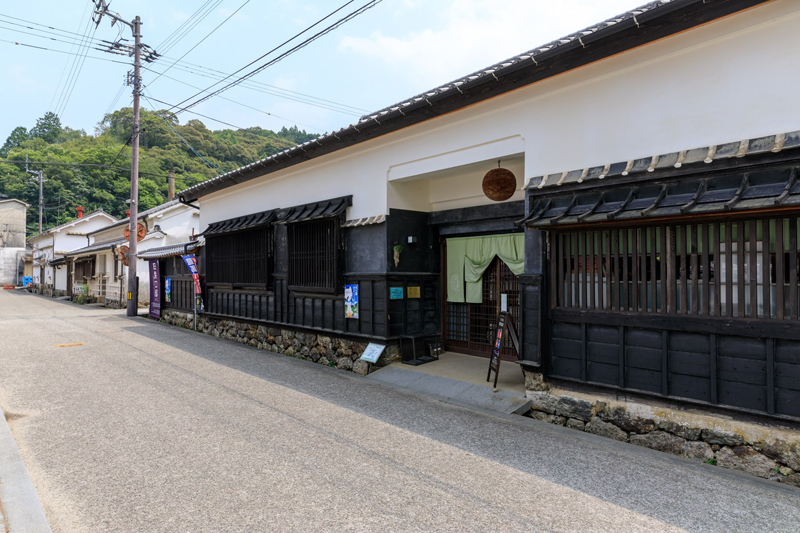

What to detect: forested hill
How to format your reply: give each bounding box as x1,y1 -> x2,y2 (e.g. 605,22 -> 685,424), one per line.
0,110 -> 318,235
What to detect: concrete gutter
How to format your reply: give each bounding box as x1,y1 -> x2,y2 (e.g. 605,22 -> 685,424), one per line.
0,408 -> 51,533
365,366 -> 532,415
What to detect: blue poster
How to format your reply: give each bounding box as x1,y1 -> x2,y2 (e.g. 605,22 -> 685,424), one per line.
345,284 -> 359,319
165,278 -> 171,303
390,287 -> 404,299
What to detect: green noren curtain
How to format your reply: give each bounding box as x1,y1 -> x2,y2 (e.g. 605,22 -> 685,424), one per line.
446,234 -> 524,303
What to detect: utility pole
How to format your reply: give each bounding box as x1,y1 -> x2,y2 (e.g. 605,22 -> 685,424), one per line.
24,155 -> 46,234
93,2 -> 148,317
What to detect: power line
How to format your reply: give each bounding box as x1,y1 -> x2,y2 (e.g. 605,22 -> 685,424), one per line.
1,12 -> 369,116
156,0 -> 220,55
47,0 -> 93,112
143,93 -> 244,130
0,159 -> 185,178
169,0 -> 362,113
53,7 -> 98,119
141,66 -> 324,131
104,80 -> 127,117
141,93 -> 221,174
165,59 -> 368,113
149,0 -> 251,87
0,37 -> 130,66
147,62 -> 363,117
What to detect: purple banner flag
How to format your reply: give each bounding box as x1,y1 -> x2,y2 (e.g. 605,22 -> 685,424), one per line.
149,258 -> 161,319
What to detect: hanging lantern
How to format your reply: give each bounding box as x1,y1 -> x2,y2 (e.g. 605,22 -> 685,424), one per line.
482,163 -> 517,201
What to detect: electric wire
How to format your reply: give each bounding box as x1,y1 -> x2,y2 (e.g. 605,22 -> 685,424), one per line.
148,62 -> 363,116
144,92 -> 244,129
0,37 -> 129,65
156,0 -> 221,56
53,11 -> 98,119
142,66 -> 324,131
168,0 -> 362,113
148,0 -> 251,87
0,13 -> 122,48
0,12 -> 368,115
52,11 -> 93,117
104,81 -> 127,117
0,37 -> 322,133
46,0 -> 92,112
142,93 -> 221,173
0,159 -> 187,179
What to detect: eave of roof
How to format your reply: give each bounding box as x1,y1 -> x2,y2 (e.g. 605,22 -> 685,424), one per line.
27,209 -> 116,243
88,200 -> 181,236
526,131 -> 800,193
137,239 -> 203,260
64,239 -> 126,257
178,0 -> 773,203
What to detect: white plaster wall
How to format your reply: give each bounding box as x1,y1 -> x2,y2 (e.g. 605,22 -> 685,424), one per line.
0,248 -> 24,286
54,215 -> 116,254
54,263 -> 68,291
93,205 -> 199,304
199,0 -> 800,226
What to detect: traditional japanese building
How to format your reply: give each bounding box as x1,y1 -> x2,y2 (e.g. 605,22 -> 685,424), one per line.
27,207 -> 117,297
175,0 -> 800,425
65,199 -> 200,306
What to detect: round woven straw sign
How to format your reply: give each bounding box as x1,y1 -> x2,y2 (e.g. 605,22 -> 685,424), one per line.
482,168 -> 517,201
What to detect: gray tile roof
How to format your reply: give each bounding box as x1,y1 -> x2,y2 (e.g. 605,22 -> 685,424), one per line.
525,131 -> 800,192
178,0 -> 757,203
137,240 -> 203,260
359,0 -> 672,124
64,239 -> 126,257
88,199 -> 181,236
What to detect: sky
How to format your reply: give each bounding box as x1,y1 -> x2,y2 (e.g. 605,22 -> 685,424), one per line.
0,0 -> 645,143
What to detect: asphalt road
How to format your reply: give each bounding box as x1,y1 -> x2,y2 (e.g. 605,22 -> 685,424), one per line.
0,291 -> 798,532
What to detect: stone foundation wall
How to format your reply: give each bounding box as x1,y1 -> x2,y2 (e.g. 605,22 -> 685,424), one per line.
160,309 -> 400,375
525,372 -> 800,488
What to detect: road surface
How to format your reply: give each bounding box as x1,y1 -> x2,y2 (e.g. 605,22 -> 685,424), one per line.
0,290 -> 798,532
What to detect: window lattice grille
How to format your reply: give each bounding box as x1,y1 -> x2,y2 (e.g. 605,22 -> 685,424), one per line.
551,217 -> 800,319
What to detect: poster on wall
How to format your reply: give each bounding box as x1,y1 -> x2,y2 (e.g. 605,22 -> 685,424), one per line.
390,287 -> 404,299
345,284 -> 359,319
149,259 -> 161,319
165,278 -> 172,303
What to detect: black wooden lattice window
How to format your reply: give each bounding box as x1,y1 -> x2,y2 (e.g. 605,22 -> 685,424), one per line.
287,218 -> 339,293
551,216 -> 800,319
206,226 -> 273,288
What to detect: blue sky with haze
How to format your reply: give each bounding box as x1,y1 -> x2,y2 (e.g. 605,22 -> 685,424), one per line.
0,0 -> 642,142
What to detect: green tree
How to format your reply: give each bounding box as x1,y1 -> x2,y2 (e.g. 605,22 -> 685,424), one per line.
30,112 -> 63,143
0,126 -> 29,157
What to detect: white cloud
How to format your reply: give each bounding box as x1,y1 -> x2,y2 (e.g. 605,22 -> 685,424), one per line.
338,0 -> 641,87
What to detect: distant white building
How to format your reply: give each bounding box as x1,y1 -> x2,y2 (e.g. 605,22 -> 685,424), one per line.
27,207 -> 118,296
65,199 -> 200,306
0,196 -> 29,286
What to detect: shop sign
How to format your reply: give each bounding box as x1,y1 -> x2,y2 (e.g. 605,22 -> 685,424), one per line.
149,259 -> 161,319
407,286 -> 421,299
360,343 -> 385,363
390,287 -> 404,299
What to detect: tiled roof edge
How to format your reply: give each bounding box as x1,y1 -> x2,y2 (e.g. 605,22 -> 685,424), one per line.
525,131 -> 800,191
177,0 -> 763,203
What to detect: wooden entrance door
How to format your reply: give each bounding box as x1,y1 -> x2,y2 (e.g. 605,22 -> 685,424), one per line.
444,256 -> 520,360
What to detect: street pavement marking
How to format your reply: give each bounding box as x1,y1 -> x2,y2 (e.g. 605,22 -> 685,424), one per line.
54,342 -> 86,348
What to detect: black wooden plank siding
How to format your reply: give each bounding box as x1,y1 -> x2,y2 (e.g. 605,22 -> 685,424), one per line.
204,273 -> 402,339
549,309 -> 800,420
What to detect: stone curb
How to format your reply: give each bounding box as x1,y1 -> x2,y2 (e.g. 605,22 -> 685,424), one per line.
0,408 -> 52,533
